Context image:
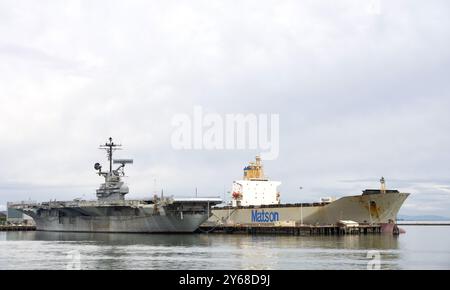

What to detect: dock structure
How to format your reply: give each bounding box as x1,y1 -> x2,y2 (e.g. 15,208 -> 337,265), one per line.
0,225 -> 36,231
198,223 -> 383,236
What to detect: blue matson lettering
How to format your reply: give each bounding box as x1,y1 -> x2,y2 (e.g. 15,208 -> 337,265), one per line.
251,210 -> 280,222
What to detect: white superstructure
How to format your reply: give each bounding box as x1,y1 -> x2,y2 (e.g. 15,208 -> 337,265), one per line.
231,156 -> 281,207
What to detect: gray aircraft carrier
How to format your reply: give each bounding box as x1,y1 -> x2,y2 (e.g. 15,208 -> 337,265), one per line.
10,138 -> 221,233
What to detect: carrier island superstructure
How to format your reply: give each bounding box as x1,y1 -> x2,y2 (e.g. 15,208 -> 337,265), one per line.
207,156 -> 409,233
10,138 -> 221,233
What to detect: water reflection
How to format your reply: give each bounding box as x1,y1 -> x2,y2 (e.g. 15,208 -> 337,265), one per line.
3,228 -> 443,270
7,231 -> 212,246
4,231 -> 400,249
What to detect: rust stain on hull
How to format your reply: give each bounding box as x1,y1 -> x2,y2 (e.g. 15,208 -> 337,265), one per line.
363,202 -> 381,219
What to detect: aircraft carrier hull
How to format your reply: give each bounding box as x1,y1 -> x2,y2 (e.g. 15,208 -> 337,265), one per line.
12,199 -> 220,233
30,213 -> 208,233
208,192 -> 409,229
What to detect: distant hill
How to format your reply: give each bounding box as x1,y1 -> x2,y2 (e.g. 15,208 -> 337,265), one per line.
397,215 -> 450,221
0,211 -> 6,217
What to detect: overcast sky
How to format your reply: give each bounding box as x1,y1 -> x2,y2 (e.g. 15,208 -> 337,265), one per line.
0,0 -> 449,217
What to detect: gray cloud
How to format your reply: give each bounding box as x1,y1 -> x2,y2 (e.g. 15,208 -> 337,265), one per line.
0,0 -> 449,216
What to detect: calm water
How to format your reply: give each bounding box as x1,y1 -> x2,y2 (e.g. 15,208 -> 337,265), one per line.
0,226 -> 449,270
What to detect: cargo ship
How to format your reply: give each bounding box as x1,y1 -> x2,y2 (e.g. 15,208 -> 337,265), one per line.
9,138 -> 221,233
207,156 -> 409,233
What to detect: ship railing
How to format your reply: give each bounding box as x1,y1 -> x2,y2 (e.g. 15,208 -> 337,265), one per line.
7,201 -> 39,208
59,199 -> 151,207
8,196 -> 199,209
8,199 -> 152,209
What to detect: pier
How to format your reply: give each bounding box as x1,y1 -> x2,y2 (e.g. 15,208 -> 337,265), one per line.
0,225 -> 36,231
198,224 -> 383,236
397,221 -> 450,226
0,224 -> 383,234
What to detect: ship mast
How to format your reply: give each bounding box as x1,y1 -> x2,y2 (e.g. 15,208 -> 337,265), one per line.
99,137 -> 122,173
380,176 -> 386,194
